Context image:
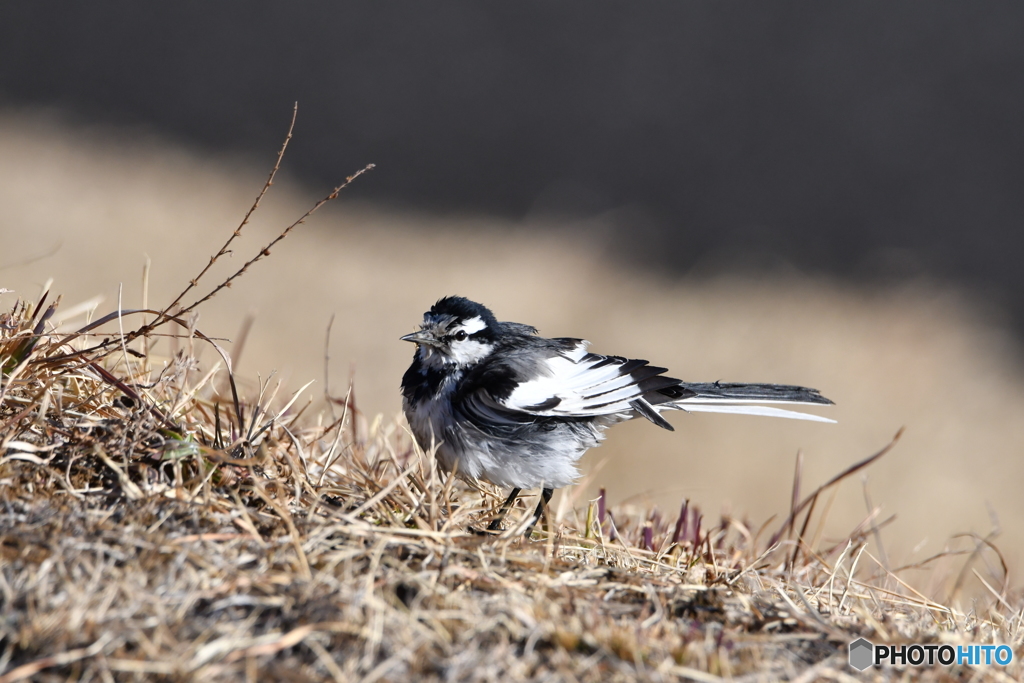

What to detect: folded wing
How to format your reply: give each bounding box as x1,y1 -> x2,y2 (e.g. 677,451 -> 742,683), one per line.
468,340 -> 834,428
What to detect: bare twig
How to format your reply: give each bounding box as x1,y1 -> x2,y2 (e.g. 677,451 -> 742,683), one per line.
162,103 -> 298,317
177,163 -> 374,318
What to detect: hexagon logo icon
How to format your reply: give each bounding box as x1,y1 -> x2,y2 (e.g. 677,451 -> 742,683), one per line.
849,638 -> 874,671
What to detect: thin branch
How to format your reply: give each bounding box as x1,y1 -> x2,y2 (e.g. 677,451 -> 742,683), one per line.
161,103 -> 298,318
177,163 -> 375,318
38,160 -> 373,366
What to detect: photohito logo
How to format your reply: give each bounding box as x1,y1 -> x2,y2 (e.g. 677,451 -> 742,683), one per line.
849,638 -> 1014,671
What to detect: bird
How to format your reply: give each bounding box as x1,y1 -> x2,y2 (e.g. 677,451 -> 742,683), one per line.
400,296 -> 833,534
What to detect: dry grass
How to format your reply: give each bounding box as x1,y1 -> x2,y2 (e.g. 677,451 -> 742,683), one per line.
9,109 -> 1024,569
2,140 -> 1023,680
6,109 -> 1024,573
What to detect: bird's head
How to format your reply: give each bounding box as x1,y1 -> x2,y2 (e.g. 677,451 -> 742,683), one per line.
401,296 -> 502,369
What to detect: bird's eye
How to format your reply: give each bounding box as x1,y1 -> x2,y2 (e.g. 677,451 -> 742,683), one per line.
453,330 -> 468,342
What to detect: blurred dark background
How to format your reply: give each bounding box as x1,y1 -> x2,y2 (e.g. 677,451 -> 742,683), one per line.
3,2 -> 1023,326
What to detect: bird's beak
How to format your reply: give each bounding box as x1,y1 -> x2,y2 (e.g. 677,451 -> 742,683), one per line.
400,331 -> 437,346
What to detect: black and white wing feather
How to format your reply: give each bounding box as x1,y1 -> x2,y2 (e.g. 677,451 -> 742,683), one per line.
464,340 -> 834,428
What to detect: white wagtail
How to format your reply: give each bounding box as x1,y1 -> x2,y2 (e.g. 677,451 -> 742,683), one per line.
401,296 -> 833,533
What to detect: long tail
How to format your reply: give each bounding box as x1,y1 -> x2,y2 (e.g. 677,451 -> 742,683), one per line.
665,382 -> 835,423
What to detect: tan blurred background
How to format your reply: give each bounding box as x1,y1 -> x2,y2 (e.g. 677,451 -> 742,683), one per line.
3,111 -> 1022,581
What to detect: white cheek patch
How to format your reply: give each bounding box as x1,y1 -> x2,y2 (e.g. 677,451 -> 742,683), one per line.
458,316 -> 487,335
448,339 -> 494,366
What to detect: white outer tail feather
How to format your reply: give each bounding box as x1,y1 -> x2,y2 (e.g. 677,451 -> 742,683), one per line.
671,402 -> 836,423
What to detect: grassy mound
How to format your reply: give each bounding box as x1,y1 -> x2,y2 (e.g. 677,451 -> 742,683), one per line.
1,123 -> 1020,681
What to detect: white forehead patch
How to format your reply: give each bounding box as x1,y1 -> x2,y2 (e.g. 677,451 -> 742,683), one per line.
457,316 -> 487,335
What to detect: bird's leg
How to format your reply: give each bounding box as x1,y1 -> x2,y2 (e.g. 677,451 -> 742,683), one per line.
524,487 -> 554,536
487,487 -> 522,531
